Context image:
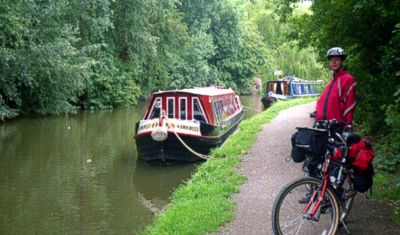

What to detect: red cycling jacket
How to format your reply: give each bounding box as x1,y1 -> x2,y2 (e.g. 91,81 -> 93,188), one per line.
316,68 -> 356,124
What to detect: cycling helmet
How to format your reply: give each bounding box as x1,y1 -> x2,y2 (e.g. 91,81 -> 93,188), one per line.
327,47 -> 346,60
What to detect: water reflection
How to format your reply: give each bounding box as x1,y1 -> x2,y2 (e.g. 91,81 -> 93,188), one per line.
241,94 -> 264,118
133,161 -> 197,212
0,94 -> 261,234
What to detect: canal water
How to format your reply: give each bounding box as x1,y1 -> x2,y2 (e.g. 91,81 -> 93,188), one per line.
0,95 -> 262,234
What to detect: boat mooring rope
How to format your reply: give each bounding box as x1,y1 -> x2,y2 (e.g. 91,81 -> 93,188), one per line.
137,192 -> 163,214
172,128 -> 211,161
154,114 -> 211,161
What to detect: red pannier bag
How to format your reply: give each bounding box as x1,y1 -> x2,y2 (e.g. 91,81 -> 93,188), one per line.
348,139 -> 374,173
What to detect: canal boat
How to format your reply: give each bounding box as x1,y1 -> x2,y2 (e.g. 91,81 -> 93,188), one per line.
261,76 -> 322,108
134,86 -> 244,165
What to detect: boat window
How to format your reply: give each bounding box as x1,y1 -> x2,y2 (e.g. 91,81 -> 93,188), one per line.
291,83 -> 297,95
269,83 -> 276,94
213,100 -> 221,124
167,97 -> 174,118
218,100 -> 224,118
192,97 -> 207,123
179,97 -> 187,120
226,98 -> 231,115
276,82 -> 283,95
229,97 -> 234,114
149,97 -> 161,119
284,82 -> 289,95
235,96 -> 241,110
231,96 -> 237,112
231,96 -> 237,110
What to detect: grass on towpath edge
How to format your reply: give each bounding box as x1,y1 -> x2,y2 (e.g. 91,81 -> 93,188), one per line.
139,97 -> 316,235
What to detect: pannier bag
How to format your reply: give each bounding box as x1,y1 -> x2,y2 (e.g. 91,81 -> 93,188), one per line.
291,133 -> 306,163
348,138 -> 375,192
293,127 -> 328,156
349,139 -> 374,173
354,165 -> 374,193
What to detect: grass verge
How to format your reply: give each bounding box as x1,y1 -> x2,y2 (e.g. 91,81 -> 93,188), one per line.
139,97 -> 316,235
373,172 -> 400,225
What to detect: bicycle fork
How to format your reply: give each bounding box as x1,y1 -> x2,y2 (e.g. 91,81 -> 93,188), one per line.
302,178 -> 329,221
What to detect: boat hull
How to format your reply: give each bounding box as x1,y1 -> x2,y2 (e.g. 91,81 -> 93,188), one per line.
135,111 -> 244,165
261,95 -> 278,108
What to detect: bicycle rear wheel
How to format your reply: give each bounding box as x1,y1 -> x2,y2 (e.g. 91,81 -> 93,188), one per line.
272,177 -> 340,235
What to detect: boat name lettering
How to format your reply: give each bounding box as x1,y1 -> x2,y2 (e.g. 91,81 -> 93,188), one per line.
176,124 -> 199,132
139,123 -> 152,130
139,121 -> 199,132
139,121 -> 159,131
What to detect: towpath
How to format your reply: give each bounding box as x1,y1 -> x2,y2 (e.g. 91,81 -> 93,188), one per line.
211,102 -> 399,235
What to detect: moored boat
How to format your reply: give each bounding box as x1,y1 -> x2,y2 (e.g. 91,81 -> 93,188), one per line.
261,75 -> 322,108
134,86 -> 244,165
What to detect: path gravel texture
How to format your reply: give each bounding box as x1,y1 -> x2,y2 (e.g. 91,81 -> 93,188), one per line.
211,102 -> 399,235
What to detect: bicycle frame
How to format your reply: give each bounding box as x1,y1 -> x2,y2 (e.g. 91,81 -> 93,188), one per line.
303,152 -> 333,218
302,120 -> 350,219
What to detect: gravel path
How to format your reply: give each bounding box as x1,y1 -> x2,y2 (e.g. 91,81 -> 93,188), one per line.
211,102 -> 399,235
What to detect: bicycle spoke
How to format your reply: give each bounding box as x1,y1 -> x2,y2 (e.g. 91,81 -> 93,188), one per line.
281,215 -> 303,231
295,217 -> 307,235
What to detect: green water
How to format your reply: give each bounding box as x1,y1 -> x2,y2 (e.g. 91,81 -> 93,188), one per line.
0,95 -> 261,234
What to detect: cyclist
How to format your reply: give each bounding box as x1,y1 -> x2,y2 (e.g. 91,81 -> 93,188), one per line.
300,47 -> 357,202
316,47 -> 356,126
309,47 -> 356,171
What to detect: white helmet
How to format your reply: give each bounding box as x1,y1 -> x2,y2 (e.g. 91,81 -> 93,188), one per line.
327,47 -> 346,60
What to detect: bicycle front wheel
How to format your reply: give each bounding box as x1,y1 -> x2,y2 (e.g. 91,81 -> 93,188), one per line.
272,177 -> 340,235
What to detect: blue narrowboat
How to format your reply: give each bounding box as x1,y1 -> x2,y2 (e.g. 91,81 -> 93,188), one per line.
261,76 -> 322,108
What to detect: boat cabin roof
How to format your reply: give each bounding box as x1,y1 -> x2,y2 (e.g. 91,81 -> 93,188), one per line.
153,86 -> 234,97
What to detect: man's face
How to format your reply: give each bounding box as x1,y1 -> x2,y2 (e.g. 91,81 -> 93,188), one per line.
329,57 -> 344,71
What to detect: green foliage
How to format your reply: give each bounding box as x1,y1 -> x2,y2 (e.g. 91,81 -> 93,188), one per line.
178,0 -> 269,92
0,1 -> 84,116
223,20 -> 269,92
167,26 -> 217,89
374,173 -> 400,200
82,55 -> 141,110
270,42 -> 329,81
0,95 -> 17,120
245,1 -> 327,84
373,173 -> 400,225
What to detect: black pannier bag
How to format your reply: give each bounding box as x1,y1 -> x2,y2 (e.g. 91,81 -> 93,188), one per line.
353,164 -> 374,193
290,134 -> 306,162
291,127 -> 328,163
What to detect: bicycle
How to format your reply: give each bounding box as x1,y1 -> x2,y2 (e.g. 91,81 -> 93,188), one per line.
272,120 -> 358,235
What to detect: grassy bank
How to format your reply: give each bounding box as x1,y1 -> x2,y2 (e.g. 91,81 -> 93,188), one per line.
373,173 -> 400,225
139,97 -> 316,235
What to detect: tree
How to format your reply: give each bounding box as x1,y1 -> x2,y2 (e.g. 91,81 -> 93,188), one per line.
0,1 -> 84,116
245,0 -> 327,83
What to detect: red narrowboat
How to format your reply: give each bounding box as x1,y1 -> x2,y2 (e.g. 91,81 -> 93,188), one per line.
134,86 -> 244,165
